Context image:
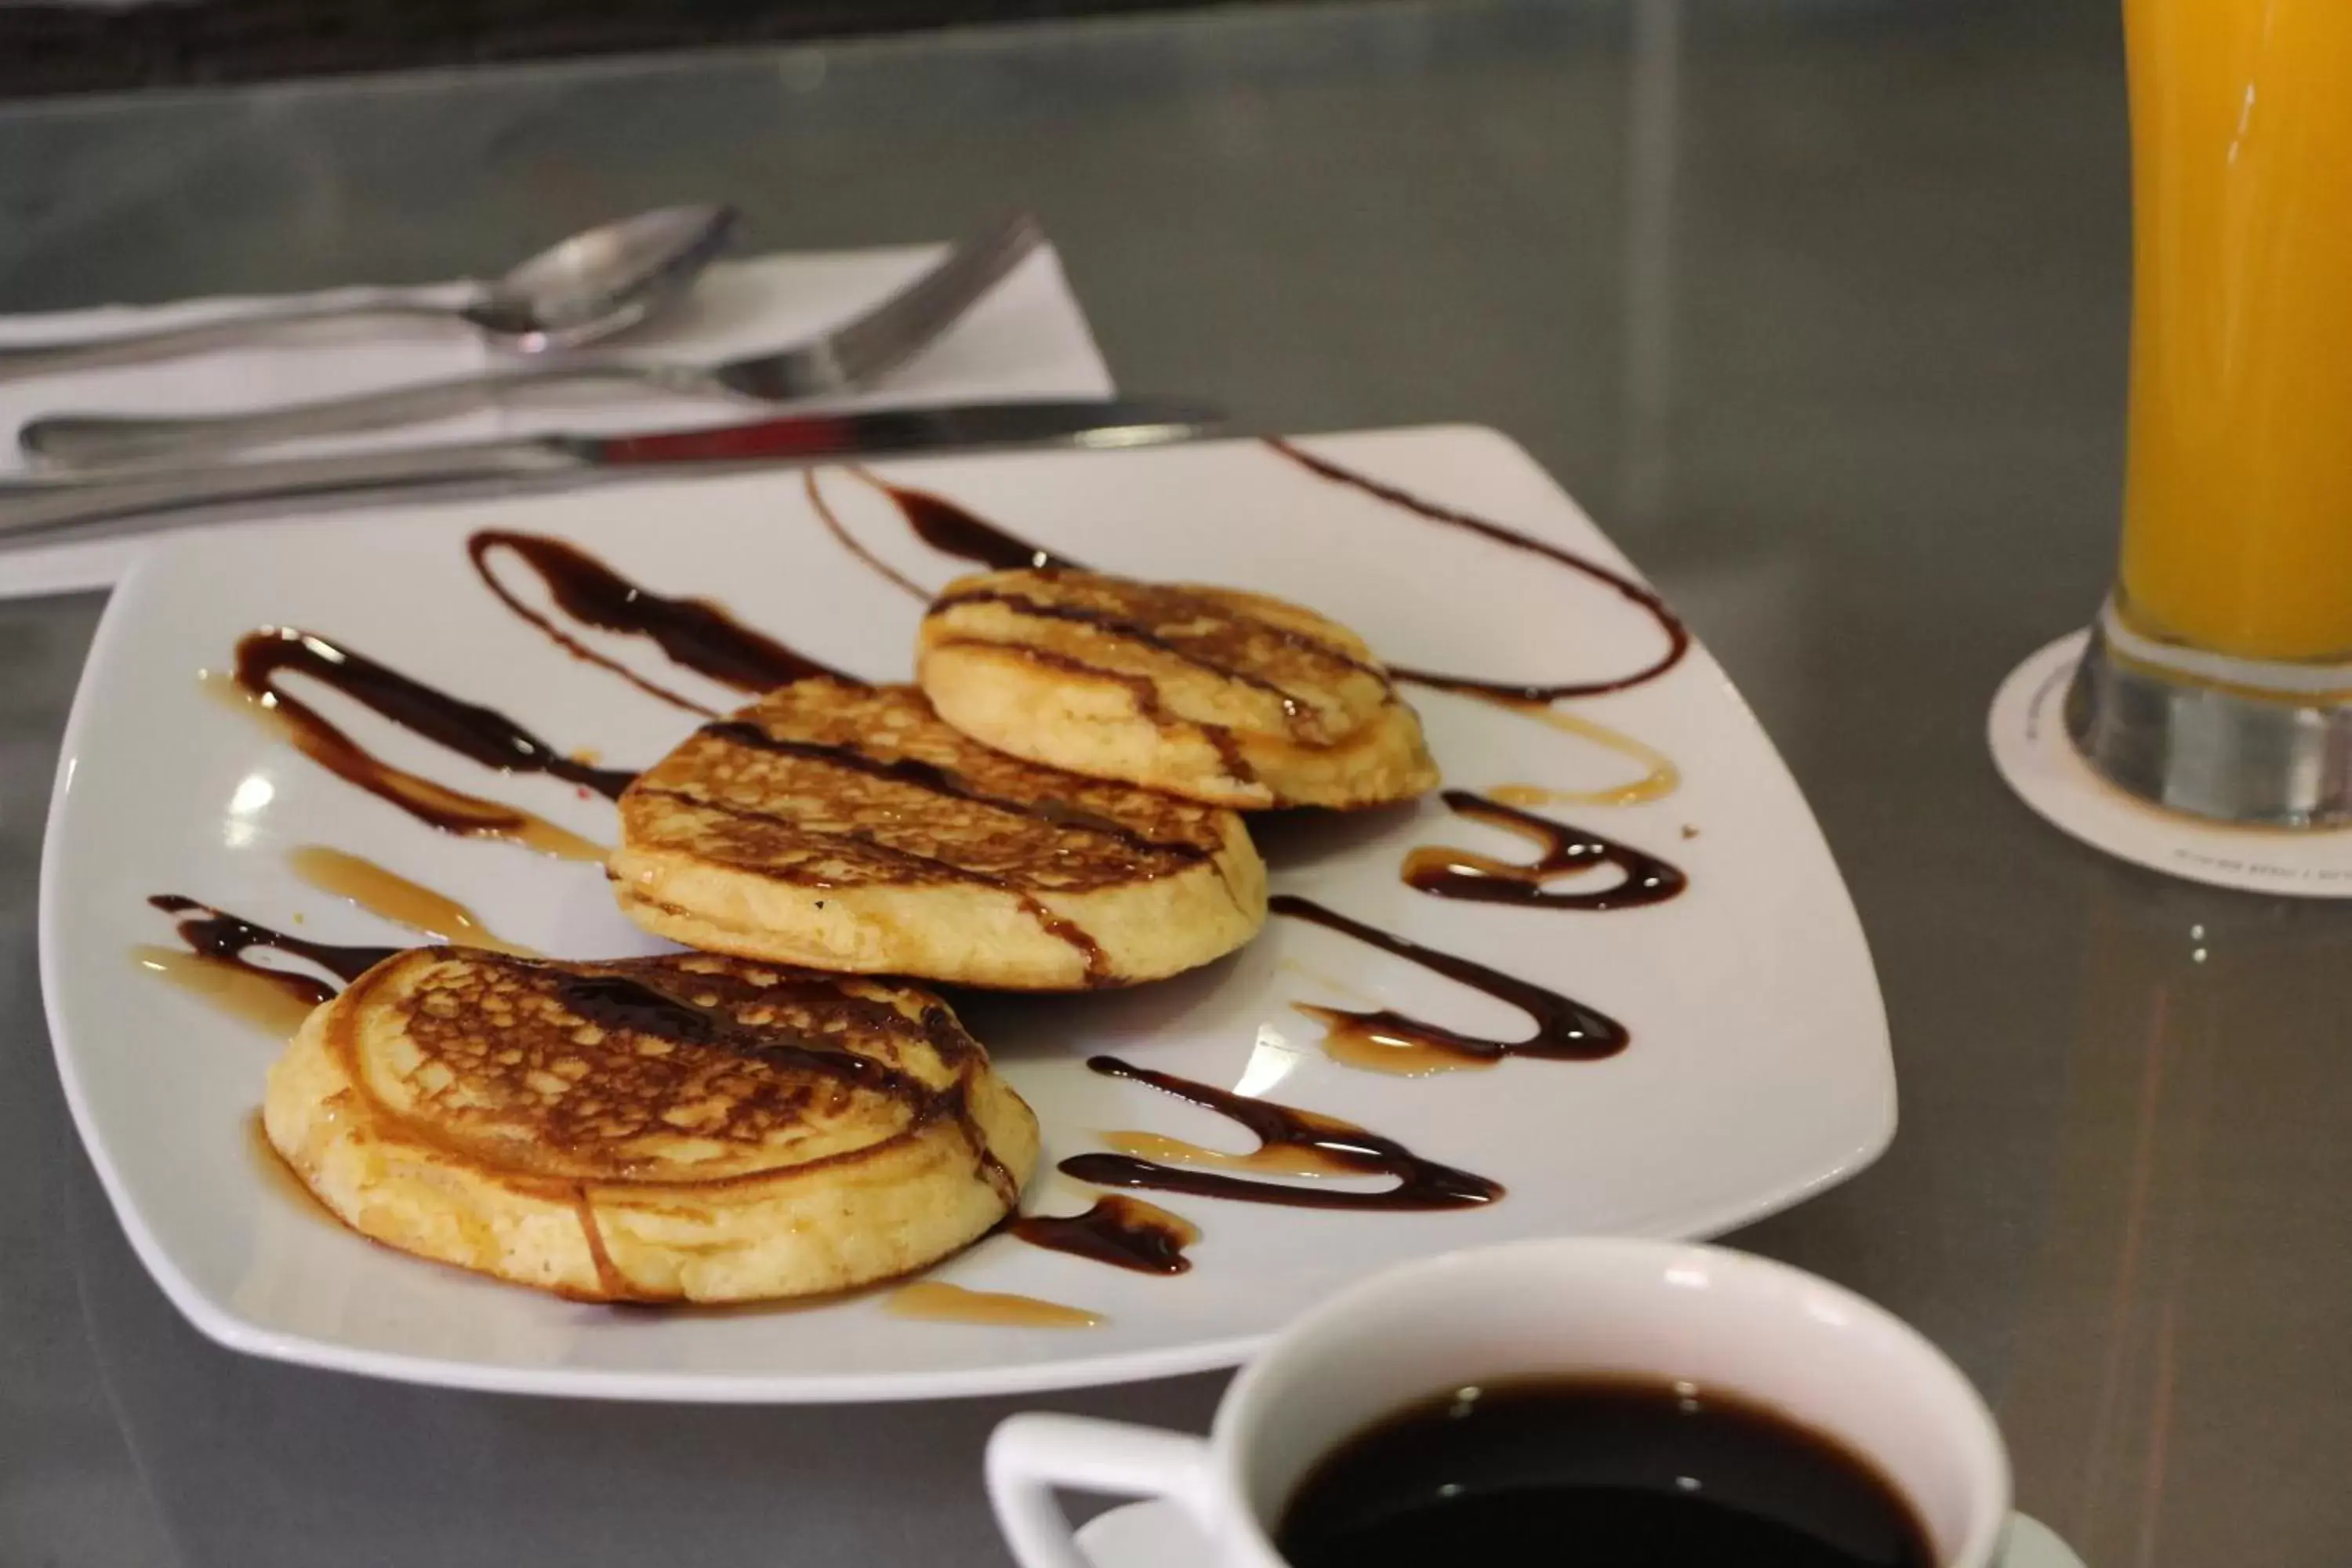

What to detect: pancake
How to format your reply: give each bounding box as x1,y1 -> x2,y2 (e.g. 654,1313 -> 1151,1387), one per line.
608,680 -> 1266,989
262,947 -> 1038,1303
914,568 -> 1440,809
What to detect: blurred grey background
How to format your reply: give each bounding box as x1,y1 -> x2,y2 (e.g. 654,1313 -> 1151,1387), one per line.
1,0 -> 1268,96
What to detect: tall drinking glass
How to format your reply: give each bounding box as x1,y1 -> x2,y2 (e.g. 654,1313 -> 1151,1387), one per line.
2067,0 -> 2352,826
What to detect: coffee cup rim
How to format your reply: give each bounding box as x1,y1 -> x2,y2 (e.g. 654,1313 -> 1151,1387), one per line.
1204,1236 -> 2012,1568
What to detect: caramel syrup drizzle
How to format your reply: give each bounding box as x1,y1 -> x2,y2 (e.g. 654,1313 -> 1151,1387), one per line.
886,1281 -> 1102,1328
1477,695 -> 1682,808
288,845 -> 539,954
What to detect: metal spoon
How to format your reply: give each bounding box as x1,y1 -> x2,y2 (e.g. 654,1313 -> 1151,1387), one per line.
0,203 -> 738,383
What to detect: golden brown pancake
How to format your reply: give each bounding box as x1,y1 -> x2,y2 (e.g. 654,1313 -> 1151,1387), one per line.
263,947 -> 1038,1303
608,680 -> 1266,989
915,569 -> 1440,809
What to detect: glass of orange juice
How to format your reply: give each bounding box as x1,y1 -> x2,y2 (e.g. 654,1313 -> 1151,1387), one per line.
2066,0 -> 2352,825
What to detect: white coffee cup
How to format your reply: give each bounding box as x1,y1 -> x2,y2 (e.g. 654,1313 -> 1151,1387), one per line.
988,1237 -> 2011,1568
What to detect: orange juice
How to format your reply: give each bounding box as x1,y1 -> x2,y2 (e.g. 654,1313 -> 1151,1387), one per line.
2119,0 -> 2352,663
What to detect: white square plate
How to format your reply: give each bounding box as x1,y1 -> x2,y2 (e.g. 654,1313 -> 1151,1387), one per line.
40,426 -> 1891,1401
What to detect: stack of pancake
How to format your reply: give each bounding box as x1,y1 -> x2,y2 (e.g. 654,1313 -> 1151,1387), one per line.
264,568 -> 1439,1303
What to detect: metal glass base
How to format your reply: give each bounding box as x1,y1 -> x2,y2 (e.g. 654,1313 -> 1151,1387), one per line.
2064,601 -> 2352,828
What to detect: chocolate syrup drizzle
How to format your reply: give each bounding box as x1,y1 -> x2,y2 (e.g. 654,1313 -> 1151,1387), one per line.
467,530 -> 855,716
1403,791 -> 1688,911
805,468 -> 1091,602
830,447 -> 1690,706
1059,1055 -> 1502,1210
1010,1194 -> 1200,1275
147,894 -> 397,1009
804,468 -> 1083,604
871,472 -> 1083,574
1271,895 -> 1628,1066
230,627 -> 634,849
1265,438 -> 1691,699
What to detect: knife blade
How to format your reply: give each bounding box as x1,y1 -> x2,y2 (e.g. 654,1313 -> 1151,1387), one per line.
0,397 -> 1221,547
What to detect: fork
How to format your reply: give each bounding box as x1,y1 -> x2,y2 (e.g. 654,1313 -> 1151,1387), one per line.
21,211 -> 1044,470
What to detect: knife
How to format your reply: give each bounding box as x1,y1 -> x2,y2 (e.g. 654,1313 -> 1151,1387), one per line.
0,397 -> 1220,546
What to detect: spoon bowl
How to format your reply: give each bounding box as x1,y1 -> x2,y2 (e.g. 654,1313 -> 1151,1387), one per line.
466,203 -> 739,352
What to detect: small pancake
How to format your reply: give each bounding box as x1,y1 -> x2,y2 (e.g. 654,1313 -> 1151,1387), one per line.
608,680 -> 1266,989
915,569 -> 1440,809
263,947 -> 1038,1303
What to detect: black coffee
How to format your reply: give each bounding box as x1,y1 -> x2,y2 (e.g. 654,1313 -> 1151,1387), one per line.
1276,1377 -> 1934,1568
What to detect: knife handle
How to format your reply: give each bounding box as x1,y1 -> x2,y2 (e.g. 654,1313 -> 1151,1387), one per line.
0,438 -> 584,545
597,415 -> 860,465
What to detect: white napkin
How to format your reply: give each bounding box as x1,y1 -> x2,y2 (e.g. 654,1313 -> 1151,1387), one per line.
0,242 -> 1113,599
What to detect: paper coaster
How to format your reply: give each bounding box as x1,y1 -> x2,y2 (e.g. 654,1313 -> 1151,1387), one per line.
1989,631 -> 2352,897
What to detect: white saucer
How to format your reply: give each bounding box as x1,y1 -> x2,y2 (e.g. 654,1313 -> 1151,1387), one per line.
1989,630 -> 2352,897
1073,1495 -> 2087,1568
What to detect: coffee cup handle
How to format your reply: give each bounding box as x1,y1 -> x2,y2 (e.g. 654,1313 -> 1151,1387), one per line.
988,1414 -> 1219,1568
